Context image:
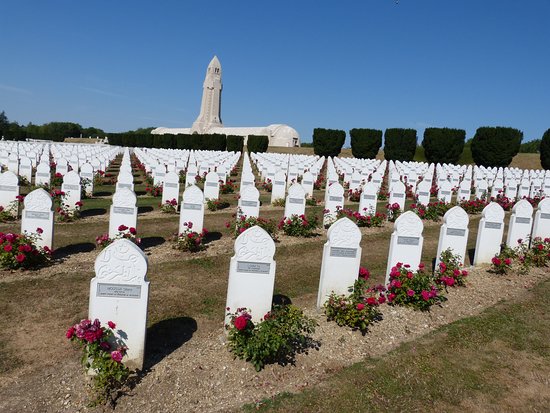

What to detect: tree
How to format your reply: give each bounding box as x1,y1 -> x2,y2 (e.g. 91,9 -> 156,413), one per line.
226,135 -> 244,152
247,135 -> 269,153
540,129 -> 550,170
422,128 -> 465,164
349,128 -> 382,159
312,128 -> 346,157
471,127 -> 523,167
383,128 -> 417,161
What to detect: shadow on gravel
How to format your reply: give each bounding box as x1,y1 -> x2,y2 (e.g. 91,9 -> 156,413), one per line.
137,205 -> 154,213
144,317 -> 198,370
140,236 -> 165,250
81,208 -> 107,218
204,231 -> 222,244
54,242 -> 96,259
93,191 -> 113,197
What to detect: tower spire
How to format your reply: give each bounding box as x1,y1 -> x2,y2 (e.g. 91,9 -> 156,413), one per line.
191,56 -> 223,133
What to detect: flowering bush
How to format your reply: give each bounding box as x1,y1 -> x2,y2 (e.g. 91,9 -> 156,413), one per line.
173,222 -> 208,252
410,202 -> 440,221
230,166 -> 238,176
386,203 -> 401,222
335,207 -> 386,228
219,179 -> 236,194
57,201 -> 83,222
491,193 -> 515,211
206,198 -> 230,211
0,202 -> 18,222
386,263 -> 445,311
314,173 -> 325,190
347,189 -> 362,202
145,183 -> 162,197
524,195 -> 544,209
0,229 -> 52,269
51,172 -> 63,187
377,189 -> 388,201
261,179 -> 273,192
526,237 -> 550,267
490,255 -> 513,275
66,319 -> 129,405
96,225 -> 141,249
225,305 -> 317,371
435,249 -> 468,287
278,214 -> 319,237
324,267 -> 385,334
305,196 -> 320,206
459,198 -> 489,214
160,198 -> 178,214
93,170 -> 105,186
226,215 -> 278,239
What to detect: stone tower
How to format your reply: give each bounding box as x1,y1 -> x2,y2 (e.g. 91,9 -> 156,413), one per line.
191,56 -> 223,133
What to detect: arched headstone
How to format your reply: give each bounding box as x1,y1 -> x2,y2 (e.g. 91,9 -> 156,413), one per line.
323,182 -> 345,226
473,202 -> 505,265
116,171 -> 134,191
225,226 -> 276,324
90,239 -> 150,370
35,162 -> 51,187
435,206 -> 469,267
21,188 -> 54,249
161,171 -> 180,206
506,199 -> 533,247
203,171 -> 220,201
284,183 -> 306,218
109,188 -> 138,238
416,180 -> 431,206
316,217 -> 362,307
385,211 -> 424,284
61,171 -> 82,211
0,171 -> 20,216
389,180 -> 406,211
531,198 -> 550,240
80,163 -> 94,197
179,184 -> 205,233
271,170 -> 286,203
301,171 -> 314,198
238,185 -> 260,219
359,181 -> 378,216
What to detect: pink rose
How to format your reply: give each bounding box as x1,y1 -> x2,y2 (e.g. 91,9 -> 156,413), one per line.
407,289 -> 415,297
111,350 -> 123,363
234,315 -> 249,331
66,326 -> 75,339
356,303 -> 365,311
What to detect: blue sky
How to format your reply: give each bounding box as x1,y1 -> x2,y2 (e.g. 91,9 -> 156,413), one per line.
1,1 -> 549,144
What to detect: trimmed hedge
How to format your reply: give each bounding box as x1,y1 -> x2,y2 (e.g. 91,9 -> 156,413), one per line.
383,128 -> 417,161
471,127 -> 523,167
350,128 -> 382,159
313,128 -> 346,157
540,129 -> 550,170
227,135 -> 244,152
247,135 -> 269,153
422,128 -> 466,165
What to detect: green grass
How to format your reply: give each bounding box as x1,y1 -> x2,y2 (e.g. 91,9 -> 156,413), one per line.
243,278 -> 550,412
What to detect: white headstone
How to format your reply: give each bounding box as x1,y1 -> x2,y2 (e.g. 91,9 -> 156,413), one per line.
19,157 -> 33,183
415,181 -> 431,206
0,171 -> 20,217
324,183 -> 345,226
271,170 -> 287,203
90,239 -> 149,370
385,211 -> 424,285
80,163 -> 94,197
116,171 -> 135,192
284,183 -> 306,218
109,188 -> 138,238
203,171 -> 220,201
21,188 -> 54,249
358,181 -> 378,216
438,180 -> 453,204
531,198 -> 550,240
316,217 -> 362,308
435,206 -> 469,267
61,171 -> 82,211
301,171 -> 315,199
458,180 -> 471,202
35,162 -> 51,187
238,185 -> 260,219
473,202 -> 505,265
225,226 -> 276,324
506,199 -> 533,247
389,180 -> 406,211
179,184 -> 205,233
161,171 -> 180,206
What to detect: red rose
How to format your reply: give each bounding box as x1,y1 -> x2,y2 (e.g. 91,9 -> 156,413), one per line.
118,225 -> 128,231
129,227 -> 137,235
356,303 -> 365,311
108,321 -> 116,329
111,350 -> 123,363
4,245 -> 12,252
366,297 -> 377,306
233,315 -> 249,331
16,254 -> 25,263
36,227 -> 43,234
66,326 -> 75,339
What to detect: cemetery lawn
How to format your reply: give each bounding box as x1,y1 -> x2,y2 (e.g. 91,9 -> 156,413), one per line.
244,276 -> 550,413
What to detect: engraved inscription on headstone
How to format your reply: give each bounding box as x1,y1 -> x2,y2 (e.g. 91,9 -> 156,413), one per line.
485,222 -> 502,229
540,213 -> 550,220
0,185 -> 16,191
515,217 -> 531,224
419,192 -> 430,197
274,181 -> 285,186
183,203 -> 202,210
236,261 -> 271,274
113,206 -> 134,215
397,236 -> 420,246
206,182 -> 218,187
303,181 -> 313,185
25,211 -> 50,220
329,247 -> 357,258
97,283 -> 142,299
64,184 -> 80,191
393,193 -> 405,198
241,200 -> 257,207
289,198 -> 303,204
446,228 -> 466,236
329,196 -> 343,202
164,183 -> 178,188
363,194 -> 376,200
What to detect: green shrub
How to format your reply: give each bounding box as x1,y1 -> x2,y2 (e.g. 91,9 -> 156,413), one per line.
383,128 -> 417,161
540,129 -> 550,169
471,127 -> 523,167
312,128 -> 345,157
226,135 -> 244,152
422,128 -> 465,164
247,135 -> 269,153
520,139 -> 541,153
349,128 -> 382,159
201,133 -> 226,151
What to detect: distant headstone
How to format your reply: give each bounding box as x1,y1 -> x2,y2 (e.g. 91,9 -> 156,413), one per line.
435,206 -> 469,267
284,183 -> 306,218
389,180 -> 406,211
161,171 -> 180,206
506,199 -> 533,247
271,170 -> 287,203
109,188 -> 138,238
203,171 -> 220,201
358,181 -> 378,216
225,226 -> 276,324
301,171 -> 314,198
531,198 -> 550,240
473,202 -> 505,265
35,162 -> 51,187
179,184 -> 205,233
61,171 -> 82,211
316,218 -> 362,307
385,211 -> 424,285
90,239 -> 150,370
323,182 -> 345,226
0,171 -> 20,217
457,180 -> 471,202
19,157 -> 33,183
80,163 -> 94,197
21,188 -> 54,249
238,185 -> 260,219
116,171 -> 135,192
438,180 -> 453,204
415,181 -> 431,206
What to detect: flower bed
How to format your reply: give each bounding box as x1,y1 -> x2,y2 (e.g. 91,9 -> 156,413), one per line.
173,222 -> 208,252
96,226 -> 141,249
226,215 -> 278,239
0,229 -> 52,269
160,198 -> 178,214
278,214 -> 319,237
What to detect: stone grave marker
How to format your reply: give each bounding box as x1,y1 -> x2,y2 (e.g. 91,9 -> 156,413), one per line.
438,180 -> 453,204
458,180 -> 471,202
80,163 -> 94,197
389,180 -> 406,211
186,164 -> 198,186
475,180 -> 488,199
161,171 -> 180,206
35,162 -> 51,187
240,170 -> 255,189
19,157 -> 33,183
531,198 -> 550,240
323,182 -> 345,226
203,171 -> 220,201
385,211 -> 424,285
301,171 -> 314,199
238,185 -> 260,219
284,183 -> 306,218
179,184 -> 205,233
7,154 -> 19,175
109,188 -> 138,238
0,171 -> 20,217
435,206 -> 469,267
506,199 -> 533,247
56,158 -> 68,176
20,188 -> 54,249
416,181 -> 431,206
473,202 -> 505,265
225,226 -> 276,324
271,170 -> 287,203
61,171 -> 82,211
358,181 -> 378,216
505,179 -> 518,200
316,217 -> 362,307
90,239 -> 149,370
116,171 -> 135,192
